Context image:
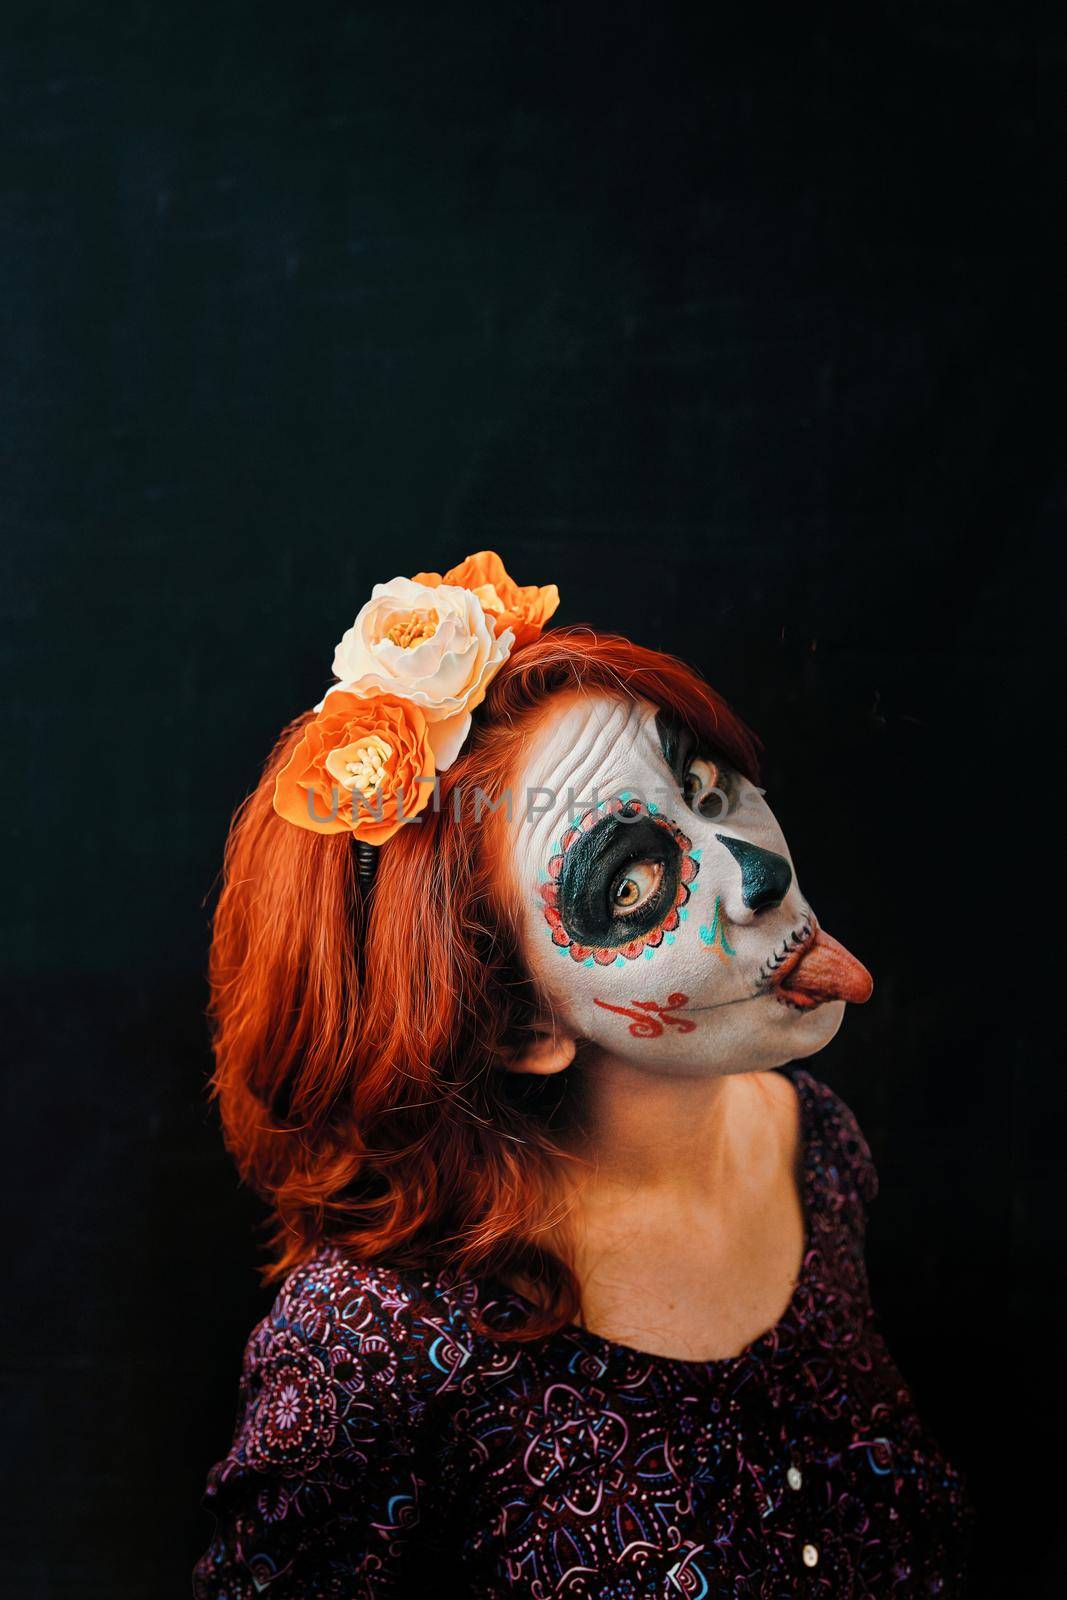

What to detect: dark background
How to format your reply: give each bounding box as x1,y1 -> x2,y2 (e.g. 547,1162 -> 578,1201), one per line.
3,2 -> 1064,1594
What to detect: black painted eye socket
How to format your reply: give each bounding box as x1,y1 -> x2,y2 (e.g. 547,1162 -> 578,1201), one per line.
654,707 -> 737,820
558,812 -> 681,949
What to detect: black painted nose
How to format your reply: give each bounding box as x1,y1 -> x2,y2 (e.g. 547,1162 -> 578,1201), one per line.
716,834 -> 793,912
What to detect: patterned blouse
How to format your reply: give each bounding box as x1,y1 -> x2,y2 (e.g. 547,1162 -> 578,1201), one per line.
192,1068 -> 974,1597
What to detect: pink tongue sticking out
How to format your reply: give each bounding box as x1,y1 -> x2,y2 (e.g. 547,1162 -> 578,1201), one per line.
776,928 -> 874,1009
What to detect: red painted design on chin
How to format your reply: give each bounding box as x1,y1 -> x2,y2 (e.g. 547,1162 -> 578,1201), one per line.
592,992 -> 697,1038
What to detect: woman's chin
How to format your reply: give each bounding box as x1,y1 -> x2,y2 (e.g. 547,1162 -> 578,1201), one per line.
774,995 -> 846,1058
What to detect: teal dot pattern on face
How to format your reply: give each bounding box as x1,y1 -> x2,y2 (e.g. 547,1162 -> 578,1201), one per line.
538,793 -> 700,966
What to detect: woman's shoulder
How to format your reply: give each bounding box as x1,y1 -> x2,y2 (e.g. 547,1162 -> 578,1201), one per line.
249,1244 -> 491,1403
779,1062 -> 880,1211
267,1244 -> 436,1337
194,1248 -> 476,1595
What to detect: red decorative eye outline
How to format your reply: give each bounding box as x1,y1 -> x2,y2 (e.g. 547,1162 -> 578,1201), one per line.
539,796 -> 700,965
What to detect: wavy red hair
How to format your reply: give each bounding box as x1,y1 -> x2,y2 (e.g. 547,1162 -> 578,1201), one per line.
208,627 -> 760,1340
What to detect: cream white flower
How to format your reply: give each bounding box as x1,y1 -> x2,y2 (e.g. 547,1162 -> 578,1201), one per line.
315,575 -> 515,769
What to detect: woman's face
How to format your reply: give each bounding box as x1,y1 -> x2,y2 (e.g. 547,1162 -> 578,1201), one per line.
505,691 -> 872,1077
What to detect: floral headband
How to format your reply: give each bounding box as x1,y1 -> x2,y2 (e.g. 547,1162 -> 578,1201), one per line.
272,551 -> 559,873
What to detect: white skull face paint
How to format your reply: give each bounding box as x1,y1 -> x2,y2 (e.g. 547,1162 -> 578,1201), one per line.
507,691 -> 872,1078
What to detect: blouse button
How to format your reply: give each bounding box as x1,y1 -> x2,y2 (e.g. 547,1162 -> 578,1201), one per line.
787,1465 -> 803,1491
802,1543 -> 819,1568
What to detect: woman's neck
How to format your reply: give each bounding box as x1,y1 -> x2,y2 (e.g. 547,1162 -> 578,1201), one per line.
547,1046 -> 791,1227
523,1052 -> 805,1357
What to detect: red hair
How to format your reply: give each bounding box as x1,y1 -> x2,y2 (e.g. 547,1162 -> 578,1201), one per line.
208,627 -> 760,1340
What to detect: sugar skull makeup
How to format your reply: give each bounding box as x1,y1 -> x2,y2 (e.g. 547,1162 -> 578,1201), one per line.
507,691 -> 872,1076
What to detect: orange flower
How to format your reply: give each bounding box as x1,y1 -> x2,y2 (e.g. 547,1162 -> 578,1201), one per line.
412,550 -> 559,649
273,692 -> 436,844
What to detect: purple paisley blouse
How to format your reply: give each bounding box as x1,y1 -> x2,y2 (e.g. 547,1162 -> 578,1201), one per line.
192,1067 -> 974,1597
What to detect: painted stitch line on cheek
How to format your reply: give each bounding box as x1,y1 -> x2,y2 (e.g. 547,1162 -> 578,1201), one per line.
537,793 -> 700,967
591,993 -> 697,1038
755,909 -> 814,989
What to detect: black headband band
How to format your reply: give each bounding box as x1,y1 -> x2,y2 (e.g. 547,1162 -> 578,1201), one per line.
355,840 -> 379,889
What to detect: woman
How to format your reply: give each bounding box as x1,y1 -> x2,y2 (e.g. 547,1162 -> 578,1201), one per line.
192,552 -> 973,1597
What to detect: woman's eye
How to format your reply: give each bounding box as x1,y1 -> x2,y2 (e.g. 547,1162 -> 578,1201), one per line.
610,859 -> 664,916
683,756 -> 721,799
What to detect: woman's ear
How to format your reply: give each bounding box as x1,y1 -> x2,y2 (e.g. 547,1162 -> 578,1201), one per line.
500,1020 -> 579,1076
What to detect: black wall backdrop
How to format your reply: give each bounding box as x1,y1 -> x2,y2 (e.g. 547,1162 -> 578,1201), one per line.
3,4 -> 1063,1595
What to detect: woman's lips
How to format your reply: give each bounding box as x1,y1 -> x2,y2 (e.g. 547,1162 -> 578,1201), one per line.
772,925 -> 874,1009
